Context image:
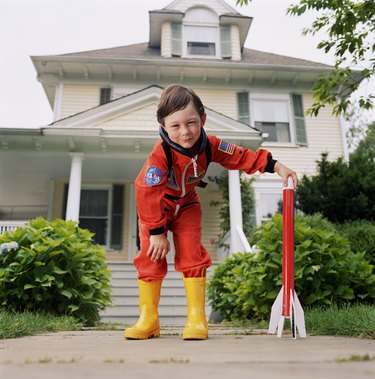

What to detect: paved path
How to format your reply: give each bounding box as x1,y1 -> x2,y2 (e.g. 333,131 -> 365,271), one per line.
1,327 -> 374,379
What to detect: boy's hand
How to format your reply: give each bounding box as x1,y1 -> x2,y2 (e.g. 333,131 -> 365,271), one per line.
147,234 -> 170,262
274,161 -> 298,189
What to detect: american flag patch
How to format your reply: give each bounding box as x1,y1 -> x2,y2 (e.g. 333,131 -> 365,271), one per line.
218,140 -> 235,155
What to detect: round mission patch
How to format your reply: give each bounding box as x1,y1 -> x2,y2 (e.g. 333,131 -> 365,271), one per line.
145,166 -> 164,186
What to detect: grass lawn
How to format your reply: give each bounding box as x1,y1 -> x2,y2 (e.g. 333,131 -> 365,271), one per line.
0,310 -> 83,339
216,304 -> 375,339
1,304 -> 374,339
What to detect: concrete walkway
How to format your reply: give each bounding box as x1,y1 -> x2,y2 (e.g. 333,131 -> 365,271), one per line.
1,326 -> 374,379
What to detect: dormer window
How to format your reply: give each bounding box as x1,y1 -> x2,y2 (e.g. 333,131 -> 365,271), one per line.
183,7 -> 220,58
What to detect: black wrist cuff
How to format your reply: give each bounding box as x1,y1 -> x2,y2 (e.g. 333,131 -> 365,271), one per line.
150,226 -> 165,235
265,157 -> 277,173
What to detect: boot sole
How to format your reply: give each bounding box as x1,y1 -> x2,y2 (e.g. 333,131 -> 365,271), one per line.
183,332 -> 208,340
124,328 -> 160,340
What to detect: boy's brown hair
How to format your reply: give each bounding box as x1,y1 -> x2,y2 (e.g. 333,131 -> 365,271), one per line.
157,84 -> 205,125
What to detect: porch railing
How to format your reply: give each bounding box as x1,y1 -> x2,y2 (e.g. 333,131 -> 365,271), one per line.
0,221 -> 28,235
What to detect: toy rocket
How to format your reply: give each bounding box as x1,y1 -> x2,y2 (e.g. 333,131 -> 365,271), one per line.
268,177 -> 306,339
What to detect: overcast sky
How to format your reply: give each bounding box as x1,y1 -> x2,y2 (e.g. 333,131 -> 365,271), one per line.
0,0 -> 373,128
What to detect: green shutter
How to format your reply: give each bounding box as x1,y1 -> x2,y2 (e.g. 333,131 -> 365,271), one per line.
220,25 -> 231,58
292,94 -> 308,145
110,184 -> 124,250
237,92 -> 250,125
171,22 -> 182,57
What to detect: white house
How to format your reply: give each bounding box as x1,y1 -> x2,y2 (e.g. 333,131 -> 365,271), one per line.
0,0 -> 348,262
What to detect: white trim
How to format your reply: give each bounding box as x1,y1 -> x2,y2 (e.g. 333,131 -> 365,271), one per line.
53,83 -> 63,122
66,153 -> 84,222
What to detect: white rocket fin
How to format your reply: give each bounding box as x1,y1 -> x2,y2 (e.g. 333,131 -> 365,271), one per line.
293,291 -> 307,338
268,286 -> 283,335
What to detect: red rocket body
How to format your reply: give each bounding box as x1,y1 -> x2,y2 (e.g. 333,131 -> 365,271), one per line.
282,182 -> 294,317
268,177 -> 306,338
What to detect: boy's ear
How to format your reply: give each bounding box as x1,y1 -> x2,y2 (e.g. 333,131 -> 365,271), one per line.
201,112 -> 207,127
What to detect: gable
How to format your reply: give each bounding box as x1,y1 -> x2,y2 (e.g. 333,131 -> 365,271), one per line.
47,85 -> 261,141
100,104 -> 158,131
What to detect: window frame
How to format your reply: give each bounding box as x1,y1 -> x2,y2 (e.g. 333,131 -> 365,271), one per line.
249,93 -> 297,147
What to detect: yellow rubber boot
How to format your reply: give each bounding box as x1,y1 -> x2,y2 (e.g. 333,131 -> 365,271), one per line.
124,279 -> 162,339
183,277 -> 208,340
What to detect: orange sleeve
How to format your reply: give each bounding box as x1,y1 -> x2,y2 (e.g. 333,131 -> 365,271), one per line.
209,135 -> 275,174
135,142 -> 169,234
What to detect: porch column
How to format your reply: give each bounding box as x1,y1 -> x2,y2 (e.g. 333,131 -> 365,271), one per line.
66,153 -> 84,222
228,170 -> 243,255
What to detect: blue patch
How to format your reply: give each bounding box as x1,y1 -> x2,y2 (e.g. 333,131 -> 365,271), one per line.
145,167 -> 164,186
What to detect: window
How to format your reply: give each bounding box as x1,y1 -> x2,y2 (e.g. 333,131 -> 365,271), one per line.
182,8 -> 220,58
63,184 -> 124,249
79,188 -> 110,246
253,99 -> 291,143
258,193 -> 282,224
100,88 -> 111,105
247,93 -> 308,145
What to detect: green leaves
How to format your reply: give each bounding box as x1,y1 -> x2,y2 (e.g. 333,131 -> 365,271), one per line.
237,0 -> 375,115
0,217 -> 112,325
296,125 -> 375,223
207,213 -> 375,320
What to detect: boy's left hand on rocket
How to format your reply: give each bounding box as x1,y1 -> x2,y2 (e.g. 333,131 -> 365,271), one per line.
274,161 -> 298,189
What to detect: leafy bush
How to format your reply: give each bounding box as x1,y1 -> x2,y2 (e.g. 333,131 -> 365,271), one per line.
296,123 -> 375,223
336,220 -> 375,266
0,217 -> 112,325
207,213 -> 375,321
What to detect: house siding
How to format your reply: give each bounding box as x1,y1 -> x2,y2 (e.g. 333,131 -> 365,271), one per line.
195,88 -> 237,120
60,84 -> 101,120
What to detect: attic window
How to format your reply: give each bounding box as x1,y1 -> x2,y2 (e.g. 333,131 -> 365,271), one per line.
183,7 -> 220,58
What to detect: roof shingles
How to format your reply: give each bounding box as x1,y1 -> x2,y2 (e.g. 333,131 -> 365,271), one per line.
55,42 -> 331,69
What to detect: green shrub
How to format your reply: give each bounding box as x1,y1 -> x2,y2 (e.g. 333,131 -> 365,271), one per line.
0,217 -> 112,325
336,220 -> 375,266
296,124 -> 375,223
207,213 -> 375,321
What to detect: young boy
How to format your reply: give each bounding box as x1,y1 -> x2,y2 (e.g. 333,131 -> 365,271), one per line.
124,84 -> 298,340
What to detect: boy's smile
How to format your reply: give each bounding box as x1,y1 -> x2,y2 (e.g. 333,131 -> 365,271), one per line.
163,102 -> 206,149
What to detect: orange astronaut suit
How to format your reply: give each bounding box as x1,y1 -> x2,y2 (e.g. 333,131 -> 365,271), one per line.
134,129 -> 276,281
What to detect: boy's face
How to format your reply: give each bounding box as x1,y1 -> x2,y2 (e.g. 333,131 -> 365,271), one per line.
163,102 -> 206,149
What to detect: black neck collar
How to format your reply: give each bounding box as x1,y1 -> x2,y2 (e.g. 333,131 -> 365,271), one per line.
159,126 -> 207,158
